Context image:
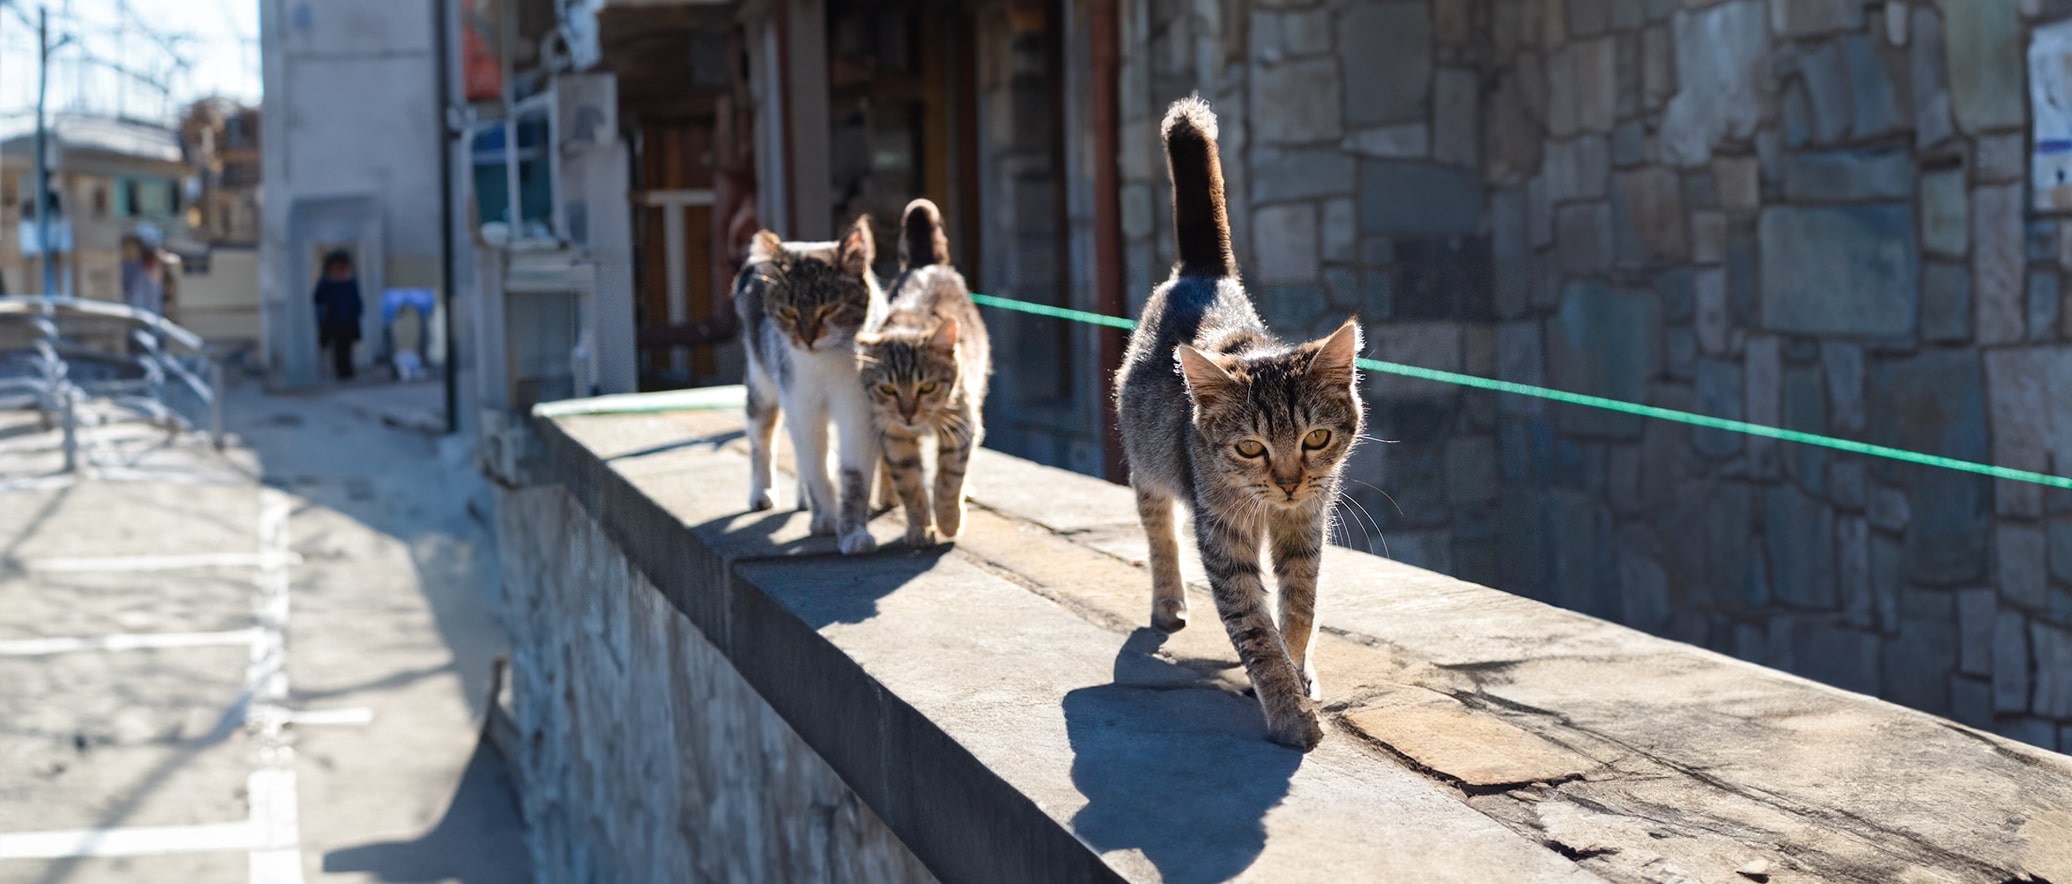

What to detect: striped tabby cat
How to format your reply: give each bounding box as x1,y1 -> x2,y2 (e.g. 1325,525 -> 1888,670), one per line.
735,217 -> 887,555
857,199 -> 991,547
1114,97 -> 1366,750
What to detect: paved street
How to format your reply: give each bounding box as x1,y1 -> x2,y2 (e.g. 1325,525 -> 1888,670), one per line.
0,379 -> 528,883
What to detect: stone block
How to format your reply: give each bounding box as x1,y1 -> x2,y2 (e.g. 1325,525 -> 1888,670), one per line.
1642,23 -> 1674,112
1612,120 -> 1645,167
1944,0 -> 2025,135
1797,42 -> 1852,146
1919,168 -> 1968,259
1253,203 -> 1319,284
1995,610 -> 2032,712
1446,436 -> 1499,505
1768,486 -> 1837,609
1821,341 -> 1865,434
1838,515 -> 1872,626
1620,167 -> 1688,262
1911,7 -> 1956,149
1543,134 -> 1611,203
1883,618 -> 1958,715
1253,57 -> 1343,145
1568,0 -> 1609,35
1486,68 -> 1544,183
1869,483 -> 1911,533
1959,588 -> 1998,676
1872,533 -> 1904,633
1842,34 -> 1905,140
2001,523 -> 2051,611
1783,365 -> 1827,492
1870,351 -> 1991,582
1831,460 -> 1867,511
1922,262 -> 1973,343
1690,210 -> 1726,264
1343,124 -> 1429,159
1528,175 -> 1554,250
1547,283 -> 1656,437
1759,205 -> 1918,337
1665,328 -> 1696,380
1769,0 -> 1863,37
1342,2 -> 1431,127
1693,359 -> 1744,457
1619,551 -> 1671,631
1357,161 -> 1482,236
1496,320 -> 1546,416
1952,677 -> 1995,729
1982,348 -> 2072,509
1976,134 -> 2026,184
1556,202 -> 1614,274
1693,267 -> 1730,356
1252,148 -> 1357,203
1368,321 -> 1463,401
1782,149 -> 1913,202
1574,37 -> 1618,134
1795,621 -> 1882,696
1433,67 -> 1480,168
2033,622 -> 2072,718
1713,155 -> 1759,217
2052,520 -> 2072,584
1746,332 -> 1781,430
1660,0 -> 1769,167
2031,271 -> 2062,344
1434,0 -> 1470,45
1322,198 -> 1356,263
1282,8 -> 1333,57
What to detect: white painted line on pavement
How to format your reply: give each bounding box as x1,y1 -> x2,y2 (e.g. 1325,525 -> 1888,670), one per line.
22,552 -> 304,573
248,487 -> 305,884
286,706 -> 375,727
0,821 -> 259,859
0,628 -> 260,657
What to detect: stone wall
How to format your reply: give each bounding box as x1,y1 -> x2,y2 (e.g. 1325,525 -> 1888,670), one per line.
497,485 -> 937,883
1074,0 -> 2072,752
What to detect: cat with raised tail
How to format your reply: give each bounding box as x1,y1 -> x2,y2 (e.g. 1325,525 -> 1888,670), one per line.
735,216 -> 887,556
857,199 -> 991,548
1114,97 -> 1366,751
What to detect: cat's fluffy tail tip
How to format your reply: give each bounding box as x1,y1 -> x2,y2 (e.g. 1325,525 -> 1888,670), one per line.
1161,95 -> 1218,144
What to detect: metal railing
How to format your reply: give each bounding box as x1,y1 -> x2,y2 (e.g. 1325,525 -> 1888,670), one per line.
0,296 -> 227,469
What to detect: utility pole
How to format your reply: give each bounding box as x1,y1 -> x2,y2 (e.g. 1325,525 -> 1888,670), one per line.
36,4 -> 55,299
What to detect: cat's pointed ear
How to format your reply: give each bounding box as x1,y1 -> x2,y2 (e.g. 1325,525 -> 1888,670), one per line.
751,229 -> 784,264
1175,344 -> 1239,407
838,216 -> 875,276
1308,318 -> 1363,388
928,318 -> 959,353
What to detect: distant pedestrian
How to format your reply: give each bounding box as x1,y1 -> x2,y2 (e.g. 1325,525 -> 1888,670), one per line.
313,250 -> 364,381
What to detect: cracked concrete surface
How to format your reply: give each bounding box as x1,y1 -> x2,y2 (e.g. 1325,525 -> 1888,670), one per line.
537,399 -> 2072,884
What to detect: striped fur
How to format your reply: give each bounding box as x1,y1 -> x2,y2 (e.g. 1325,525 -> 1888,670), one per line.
734,217 -> 888,555
1113,97 -> 1365,751
858,199 -> 991,547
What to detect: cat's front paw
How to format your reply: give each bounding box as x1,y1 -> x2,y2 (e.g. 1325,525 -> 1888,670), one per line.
1299,661 -> 1322,701
1151,596 -> 1189,633
905,524 -> 939,548
808,511 -> 839,536
1265,702 -> 1325,751
839,528 -> 879,555
748,489 -> 776,512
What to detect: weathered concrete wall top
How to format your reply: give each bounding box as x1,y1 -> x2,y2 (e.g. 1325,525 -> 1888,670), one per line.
513,389 -> 2072,883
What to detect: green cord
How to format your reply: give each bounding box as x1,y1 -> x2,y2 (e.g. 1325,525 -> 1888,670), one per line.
971,292 -> 2072,491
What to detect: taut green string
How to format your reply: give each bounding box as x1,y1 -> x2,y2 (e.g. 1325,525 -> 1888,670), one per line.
970,292 -> 2072,491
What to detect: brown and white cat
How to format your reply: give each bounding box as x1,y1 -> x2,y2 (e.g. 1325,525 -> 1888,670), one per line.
856,199 -> 991,547
1113,97 -> 1366,750
735,217 -> 887,555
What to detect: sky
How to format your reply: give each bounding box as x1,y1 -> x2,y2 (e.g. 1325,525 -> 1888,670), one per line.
0,0 -> 260,130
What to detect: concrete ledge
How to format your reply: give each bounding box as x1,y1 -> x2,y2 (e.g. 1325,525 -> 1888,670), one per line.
507,388 -> 2072,883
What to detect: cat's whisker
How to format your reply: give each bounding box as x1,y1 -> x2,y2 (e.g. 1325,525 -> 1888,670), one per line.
1342,478 -> 1407,518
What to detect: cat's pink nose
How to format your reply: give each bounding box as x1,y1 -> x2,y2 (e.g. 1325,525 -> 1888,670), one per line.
1276,480 -> 1301,496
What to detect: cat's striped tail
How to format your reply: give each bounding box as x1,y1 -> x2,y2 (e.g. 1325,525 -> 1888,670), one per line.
899,198 -> 951,269
1162,96 -> 1236,278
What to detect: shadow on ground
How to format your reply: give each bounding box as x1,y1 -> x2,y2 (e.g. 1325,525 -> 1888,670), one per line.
321,734 -> 532,883
1065,629 -> 1302,884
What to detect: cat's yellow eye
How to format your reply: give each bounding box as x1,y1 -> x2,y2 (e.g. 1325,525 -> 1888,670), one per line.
778,306 -> 797,318
877,384 -> 897,396
1235,440 -> 1266,458
1302,428 -> 1331,450
917,381 -> 938,395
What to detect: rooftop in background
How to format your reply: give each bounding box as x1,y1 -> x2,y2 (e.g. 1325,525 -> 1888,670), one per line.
0,114 -> 184,165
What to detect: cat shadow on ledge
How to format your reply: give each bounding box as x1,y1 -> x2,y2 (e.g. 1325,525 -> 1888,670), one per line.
1064,628 -> 1303,883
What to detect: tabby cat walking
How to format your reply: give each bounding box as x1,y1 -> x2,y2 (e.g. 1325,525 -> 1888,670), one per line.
857,199 -> 991,547
735,217 -> 887,555
1114,97 -> 1367,750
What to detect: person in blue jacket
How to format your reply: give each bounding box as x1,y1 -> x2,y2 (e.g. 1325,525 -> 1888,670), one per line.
313,250 -> 364,380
